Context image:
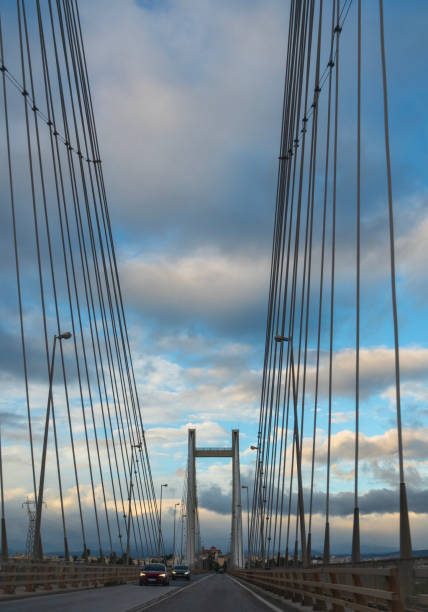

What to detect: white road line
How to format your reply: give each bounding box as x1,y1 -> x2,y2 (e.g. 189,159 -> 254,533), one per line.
227,575 -> 286,612
126,574 -> 214,611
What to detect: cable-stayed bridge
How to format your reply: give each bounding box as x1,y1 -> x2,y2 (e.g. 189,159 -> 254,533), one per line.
250,0 -> 409,567
0,0 -> 162,564
244,0 -> 427,608
0,1 -> 427,611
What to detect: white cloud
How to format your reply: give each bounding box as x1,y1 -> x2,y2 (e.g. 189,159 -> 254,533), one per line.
305,346 -> 428,399
146,421 -> 229,448
397,198 -> 428,289
302,427 -> 428,466
120,249 -> 269,328
132,344 -> 261,424
80,0 -> 287,246
331,411 -> 352,424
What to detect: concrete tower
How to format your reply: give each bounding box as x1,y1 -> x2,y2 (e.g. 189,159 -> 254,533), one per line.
186,428 -> 243,568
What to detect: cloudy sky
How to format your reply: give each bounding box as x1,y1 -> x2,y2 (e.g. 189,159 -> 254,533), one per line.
1,0 -> 428,557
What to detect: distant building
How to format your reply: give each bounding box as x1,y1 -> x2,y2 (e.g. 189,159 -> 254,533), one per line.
201,545 -> 222,560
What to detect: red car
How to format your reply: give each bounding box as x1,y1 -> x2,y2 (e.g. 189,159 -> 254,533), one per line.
139,563 -> 170,586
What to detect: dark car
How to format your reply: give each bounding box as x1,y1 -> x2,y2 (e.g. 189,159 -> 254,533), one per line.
139,563 -> 169,586
171,565 -> 191,580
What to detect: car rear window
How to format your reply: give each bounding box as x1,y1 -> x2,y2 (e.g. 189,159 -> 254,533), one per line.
144,564 -> 165,571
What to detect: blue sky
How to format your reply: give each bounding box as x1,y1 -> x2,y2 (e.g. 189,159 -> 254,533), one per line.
1,0 -> 428,556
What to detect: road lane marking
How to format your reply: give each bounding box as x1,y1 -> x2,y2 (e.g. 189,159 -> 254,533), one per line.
125,574 -> 214,611
227,575 -> 286,612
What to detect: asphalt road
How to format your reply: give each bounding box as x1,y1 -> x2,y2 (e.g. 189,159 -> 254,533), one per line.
146,573 -> 286,612
0,577 -> 200,612
0,574 -> 291,612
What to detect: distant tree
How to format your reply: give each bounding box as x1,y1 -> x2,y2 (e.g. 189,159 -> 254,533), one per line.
118,552 -> 133,565
109,551 -> 118,564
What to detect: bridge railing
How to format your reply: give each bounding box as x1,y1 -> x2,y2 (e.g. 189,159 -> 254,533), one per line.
232,566 -> 406,612
0,561 -> 139,595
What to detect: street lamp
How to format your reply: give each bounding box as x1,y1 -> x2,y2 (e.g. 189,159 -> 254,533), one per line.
242,485 -> 250,568
0,428 -> 7,561
274,333 -> 307,566
250,444 -> 265,565
33,332 -> 72,560
126,443 -> 142,565
180,514 -> 186,563
158,483 -> 168,557
172,502 -> 179,565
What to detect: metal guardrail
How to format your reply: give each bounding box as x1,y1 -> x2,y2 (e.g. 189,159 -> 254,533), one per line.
0,562 -> 139,595
232,567 -> 405,612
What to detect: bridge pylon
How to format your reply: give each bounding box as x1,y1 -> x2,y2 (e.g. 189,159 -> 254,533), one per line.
186,428 -> 244,569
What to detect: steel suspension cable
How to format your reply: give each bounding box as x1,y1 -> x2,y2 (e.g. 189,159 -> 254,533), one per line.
352,0 -> 361,564
378,0 -> 412,559
324,0 -> 341,564
0,20 -> 37,505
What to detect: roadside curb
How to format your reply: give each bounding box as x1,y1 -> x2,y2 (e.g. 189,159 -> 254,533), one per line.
125,574 -> 213,611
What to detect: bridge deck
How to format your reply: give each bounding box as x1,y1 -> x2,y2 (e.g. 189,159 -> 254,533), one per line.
0,576 -> 202,612
0,574 -> 285,612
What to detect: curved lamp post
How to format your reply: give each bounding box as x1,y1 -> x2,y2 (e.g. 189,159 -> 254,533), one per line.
126,442 -> 142,564
158,483 -> 168,557
242,485 -> 250,568
172,502 -> 179,565
33,332 -> 72,560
